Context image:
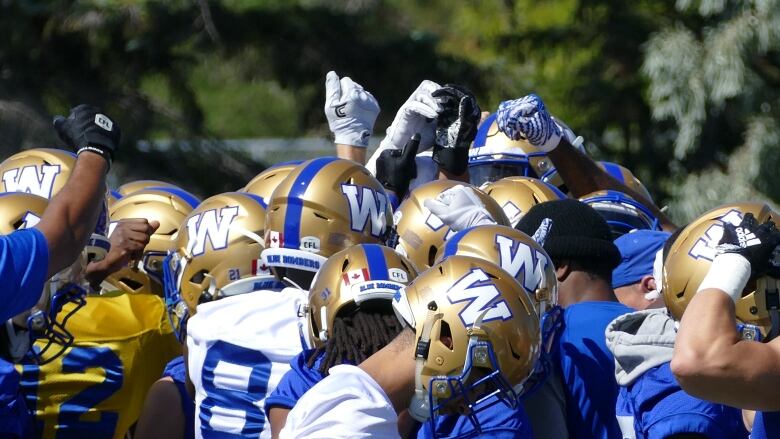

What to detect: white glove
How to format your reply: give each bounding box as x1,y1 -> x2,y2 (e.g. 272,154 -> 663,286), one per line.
324,71 -> 380,148
367,80 -> 440,173
496,93 -> 562,153
381,80 -> 440,150
423,185 -> 496,232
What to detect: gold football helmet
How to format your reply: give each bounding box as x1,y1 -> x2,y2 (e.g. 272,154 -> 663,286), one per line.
105,187 -> 200,295
579,190 -> 661,239
117,180 -> 180,197
164,191 -> 281,339
0,148 -> 76,198
262,157 -> 393,289
468,113 -> 556,187
393,180 -> 509,270
107,189 -> 122,210
392,255 -> 540,424
0,192 -> 106,364
436,224 -> 558,316
307,243 -> 418,347
662,202 -> 780,339
542,161 -> 654,202
242,161 -> 302,205
482,176 -> 566,227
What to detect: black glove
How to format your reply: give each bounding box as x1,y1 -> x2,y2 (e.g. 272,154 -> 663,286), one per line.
431,84 -> 480,175
53,104 -> 121,166
375,134 -> 420,199
718,213 -> 780,279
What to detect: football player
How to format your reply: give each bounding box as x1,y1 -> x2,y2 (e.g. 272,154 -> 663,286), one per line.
602,209 -> 750,438
495,94 -> 677,231
265,244 -> 418,437
514,199 -> 631,438
279,256 -> 540,438
393,180 -> 509,270
667,204 -> 780,437
116,179 -> 180,197
105,186 -> 200,295
579,190 -> 663,239
0,104 -> 118,325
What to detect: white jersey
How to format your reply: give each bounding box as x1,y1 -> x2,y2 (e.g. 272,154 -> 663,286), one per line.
187,287 -> 308,439
280,365 -> 399,439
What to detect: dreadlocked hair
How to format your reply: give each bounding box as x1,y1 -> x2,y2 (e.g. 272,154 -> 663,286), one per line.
306,299 -> 404,376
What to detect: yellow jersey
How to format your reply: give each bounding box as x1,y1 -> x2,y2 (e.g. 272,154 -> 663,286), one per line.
16,292 -> 180,439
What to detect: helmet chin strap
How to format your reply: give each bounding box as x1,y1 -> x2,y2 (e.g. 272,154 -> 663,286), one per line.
408,301 -> 441,422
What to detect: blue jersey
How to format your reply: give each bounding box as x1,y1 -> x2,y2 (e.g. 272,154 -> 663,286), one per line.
162,356 -> 195,439
267,349 -> 533,438
616,362 -> 746,438
0,358 -> 32,438
0,229 -> 49,322
555,301 -> 631,439
752,411 -> 780,439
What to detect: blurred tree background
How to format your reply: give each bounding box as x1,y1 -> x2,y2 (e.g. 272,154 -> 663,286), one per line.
0,0 -> 778,222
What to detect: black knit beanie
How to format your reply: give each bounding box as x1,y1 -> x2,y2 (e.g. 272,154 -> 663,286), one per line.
516,199 -> 621,270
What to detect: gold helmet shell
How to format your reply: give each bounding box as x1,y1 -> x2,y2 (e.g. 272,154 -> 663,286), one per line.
0,192 -> 48,233
468,113 -> 554,186
392,255 -> 540,417
662,202 -> 779,338
482,177 -> 566,227
105,187 -> 200,295
0,148 -> 76,198
117,180 -> 180,197
243,161 -> 301,205
167,192 -> 280,334
262,157 -> 393,275
307,243 -> 418,347
435,224 -> 558,316
393,180 -> 509,270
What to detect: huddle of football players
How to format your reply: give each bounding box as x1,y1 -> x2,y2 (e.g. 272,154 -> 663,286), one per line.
0,71 -> 778,439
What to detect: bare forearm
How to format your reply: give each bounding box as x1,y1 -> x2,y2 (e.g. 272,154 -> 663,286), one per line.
336,144 -> 367,164
672,290 -> 780,410
37,152 -> 108,278
548,140 -> 677,230
437,169 -> 469,183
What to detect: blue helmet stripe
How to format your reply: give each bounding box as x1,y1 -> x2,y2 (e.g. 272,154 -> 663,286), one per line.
472,113 -> 497,148
441,226 -> 477,259
147,186 -> 201,209
239,192 -> 267,209
363,244 -> 389,280
600,162 -> 626,184
284,157 -> 339,249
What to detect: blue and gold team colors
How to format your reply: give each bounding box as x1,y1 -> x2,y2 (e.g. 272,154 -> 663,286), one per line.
16,292 -> 180,439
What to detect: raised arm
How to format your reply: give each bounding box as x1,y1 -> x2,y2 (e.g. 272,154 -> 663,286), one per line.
324,71 -> 379,165
671,214 -> 780,410
36,105 -> 120,278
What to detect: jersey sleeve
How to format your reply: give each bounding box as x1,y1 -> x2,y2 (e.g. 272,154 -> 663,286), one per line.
0,359 -> 33,438
0,229 -> 49,322
265,349 -> 324,410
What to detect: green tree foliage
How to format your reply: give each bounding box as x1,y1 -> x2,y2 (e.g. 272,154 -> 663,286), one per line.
643,0 -> 780,221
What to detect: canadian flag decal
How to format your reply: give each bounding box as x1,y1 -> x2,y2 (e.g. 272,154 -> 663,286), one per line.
343,268 -> 370,286
268,231 -> 284,248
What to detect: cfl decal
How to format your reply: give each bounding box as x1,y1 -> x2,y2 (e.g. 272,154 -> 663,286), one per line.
2,165 -> 61,199
186,206 -> 239,256
301,236 -> 320,252
388,268 -> 408,283
495,235 -> 549,293
688,210 -> 743,261
447,268 -> 513,327
340,184 -> 388,238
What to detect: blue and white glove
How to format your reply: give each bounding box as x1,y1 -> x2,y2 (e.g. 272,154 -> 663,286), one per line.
497,93 -> 562,152
324,71 -> 380,148
423,185 -> 496,232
